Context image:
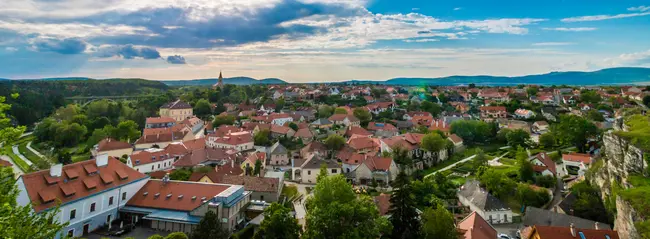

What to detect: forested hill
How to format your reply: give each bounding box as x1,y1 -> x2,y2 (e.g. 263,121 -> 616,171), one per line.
0,79 -> 170,127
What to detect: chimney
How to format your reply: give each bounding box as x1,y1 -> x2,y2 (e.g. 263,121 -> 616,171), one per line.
570,223 -> 576,237
595,222 -> 600,230
96,153 -> 109,167
50,164 -> 63,177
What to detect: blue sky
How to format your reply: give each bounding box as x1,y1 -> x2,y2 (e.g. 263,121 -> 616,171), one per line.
0,0 -> 649,82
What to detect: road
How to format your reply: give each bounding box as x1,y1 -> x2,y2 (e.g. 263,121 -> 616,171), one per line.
424,154 -> 477,179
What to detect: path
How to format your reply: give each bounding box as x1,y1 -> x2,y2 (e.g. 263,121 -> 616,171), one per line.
285,182 -> 311,227
12,145 -> 33,166
424,154 -> 477,178
27,142 -> 45,158
546,176 -> 565,210
1,155 -> 24,178
488,152 -> 511,167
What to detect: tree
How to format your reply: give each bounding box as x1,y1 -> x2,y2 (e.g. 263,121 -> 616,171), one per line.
389,172 -> 421,239
506,129 -> 530,148
644,95 -> 650,108
304,174 -> 391,239
254,203 -> 301,239
166,232 -> 190,239
472,149 -> 488,171
391,146 -> 412,168
334,107 -> 348,114
580,90 -> 601,104
478,169 -> 516,199
585,109 -> 605,122
191,210 -> 228,239
324,134 -> 345,150
539,133 -> 555,149
316,163 -> 329,182
450,120 -> 493,145
114,120 -> 141,143
288,122 -> 299,131
420,101 -> 442,117
169,169 -> 192,181
254,159 -> 263,176
57,150 -> 73,165
194,99 -> 213,119
516,147 -> 535,183
421,132 -> 445,153
516,183 -> 551,208
212,114 -> 236,128
353,108 -> 372,126
552,115 -> 598,152
317,105 -> 334,118
254,129 -> 272,146
148,235 -> 164,239
420,207 -> 457,239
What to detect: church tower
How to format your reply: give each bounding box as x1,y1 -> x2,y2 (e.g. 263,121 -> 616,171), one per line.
213,71 -> 224,89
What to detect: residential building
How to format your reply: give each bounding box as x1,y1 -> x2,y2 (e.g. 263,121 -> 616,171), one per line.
367,122 -> 399,138
173,148 -> 240,168
457,180 -> 513,225
135,125 -> 194,149
351,155 -> 399,185
240,152 -> 267,172
291,154 -> 340,184
127,148 -> 176,173
562,153 -> 592,176
524,225 -> 619,239
206,131 -> 254,152
294,128 -> 315,143
92,138 -> 133,158
514,108 -> 535,119
268,142 -> 289,166
310,118 -> 333,129
480,106 -> 507,119
218,175 -> 281,202
145,117 -> 176,129
457,211 -> 497,239
533,121 -> 549,134
530,152 -> 558,177
448,134 -> 464,150
269,124 -> 295,138
522,207 -> 611,231
328,114 -> 361,127
15,155 -> 148,238
159,100 -> 193,122
123,179 -> 251,234
345,125 -> 373,138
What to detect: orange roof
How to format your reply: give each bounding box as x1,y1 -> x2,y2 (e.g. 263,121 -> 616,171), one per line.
130,149 -> 174,166
480,106 -> 507,112
20,158 -> 147,212
363,156 -> 392,171
562,153 -> 592,164
448,134 -> 463,144
210,132 -> 253,146
127,180 -> 232,212
329,114 -> 359,122
146,117 -> 176,124
429,119 -> 450,132
270,124 -> 292,134
97,138 -> 131,151
218,175 -> 279,193
374,194 -> 391,216
347,137 -> 379,151
367,122 -> 397,132
531,225 -> 619,239
457,212 -> 497,239
294,128 -> 314,138
345,126 -> 372,137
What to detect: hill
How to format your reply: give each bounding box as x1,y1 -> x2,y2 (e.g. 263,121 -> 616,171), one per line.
346,67 -> 650,86
161,77 -> 287,86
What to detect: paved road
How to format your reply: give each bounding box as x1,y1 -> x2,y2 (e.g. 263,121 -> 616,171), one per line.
1,155 -> 24,178
546,177 -> 565,210
12,145 -> 33,166
424,154 -> 477,179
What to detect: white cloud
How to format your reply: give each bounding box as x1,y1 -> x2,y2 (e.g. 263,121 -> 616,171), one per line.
604,49 -> 650,66
411,8 -> 419,11
4,47 -> 18,52
454,7 -> 462,11
542,27 -> 597,32
628,6 -> 650,12
532,42 -> 574,46
0,21 -> 155,38
403,39 -> 439,43
562,11 -> 650,22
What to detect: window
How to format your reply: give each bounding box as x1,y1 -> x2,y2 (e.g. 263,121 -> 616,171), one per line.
122,192 -> 127,200
90,203 -> 96,212
157,164 -> 161,169
109,196 -> 114,206
307,170 -> 311,175
260,195 -> 264,201
69,209 -> 76,220
151,165 -> 154,171
331,169 -> 337,173
67,229 -> 74,237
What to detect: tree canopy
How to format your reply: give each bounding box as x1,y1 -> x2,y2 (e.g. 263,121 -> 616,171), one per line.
552,115 -> 599,152
389,172 -> 421,239
254,203 -> 302,239
324,134 -> 346,150
421,132 -> 446,153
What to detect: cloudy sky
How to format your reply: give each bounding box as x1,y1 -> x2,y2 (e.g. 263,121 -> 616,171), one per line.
1,0 -> 649,82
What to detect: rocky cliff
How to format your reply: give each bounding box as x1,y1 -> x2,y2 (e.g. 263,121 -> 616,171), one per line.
590,118 -> 648,239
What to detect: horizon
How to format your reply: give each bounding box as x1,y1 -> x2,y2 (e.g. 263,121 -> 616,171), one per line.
1,1 -> 650,82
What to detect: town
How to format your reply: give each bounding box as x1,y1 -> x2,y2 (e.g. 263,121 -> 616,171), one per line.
1,76 -> 648,239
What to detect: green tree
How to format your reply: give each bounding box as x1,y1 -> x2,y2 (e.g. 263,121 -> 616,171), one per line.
585,109 -> 605,122
194,99 -> 213,119
391,146 -> 412,168
304,174 -> 391,239
421,132 -> 446,153
420,101 -> 442,117
254,129 -> 272,146
516,183 -> 551,208
539,133 -> 555,149
580,90 -> 601,104
516,147 -> 535,182
166,232 -> 190,239
114,120 -> 141,143
552,115 -> 598,152
254,203 -> 302,239
450,120 -> 493,145
353,108 -> 372,126
191,210 -> 228,239
644,95 -> 650,108
169,169 -> 192,181
318,105 -> 334,118
506,129 -> 530,148
324,134 -> 345,150
148,235 -> 164,239
213,114 -> 236,128
54,122 -> 88,147
316,163 -> 329,182
420,207 -> 457,239
288,122 -> 299,131
472,149 -> 488,171
254,159 -> 263,176
478,169 -> 516,199
389,172 -> 420,239
334,107 -> 348,114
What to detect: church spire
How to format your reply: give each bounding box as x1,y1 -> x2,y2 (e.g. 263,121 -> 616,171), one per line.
217,71 -> 223,88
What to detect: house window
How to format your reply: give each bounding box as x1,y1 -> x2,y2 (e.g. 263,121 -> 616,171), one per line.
69,209 -> 76,220
67,229 -> 74,237
151,165 -> 154,171
109,196 -> 114,206
307,170 -> 311,175
122,192 -> 127,200
260,195 -> 264,201
331,169 -> 337,173
90,203 -> 96,212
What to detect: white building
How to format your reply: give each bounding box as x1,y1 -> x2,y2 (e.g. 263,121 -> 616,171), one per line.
562,153 -> 592,176
292,154 -> 341,184
127,148 -> 176,173
207,131 -> 255,152
15,154 -> 149,238
457,180 -> 513,225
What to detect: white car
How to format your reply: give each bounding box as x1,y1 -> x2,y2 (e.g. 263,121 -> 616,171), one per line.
498,234 -> 511,239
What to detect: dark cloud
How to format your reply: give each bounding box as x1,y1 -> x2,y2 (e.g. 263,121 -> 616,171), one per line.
166,55 -> 186,64
32,38 -> 87,54
78,0 -> 362,48
94,44 -> 161,59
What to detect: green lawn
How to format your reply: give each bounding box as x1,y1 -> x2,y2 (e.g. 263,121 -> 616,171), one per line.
72,152 -> 92,163
1,145 -> 31,172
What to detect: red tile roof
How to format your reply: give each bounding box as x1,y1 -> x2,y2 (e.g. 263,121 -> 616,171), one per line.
329,114 -> 359,122
480,106 -> 507,112
130,149 -> 174,166
347,137 -> 379,151
146,117 -> 176,124
448,134 -> 463,144
367,122 -> 397,132
531,225 -> 619,239
97,138 -> 132,151
127,180 -> 232,211
0,159 -> 12,167
363,156 -> 392,171
374,194 -> 390,216
217,175 -> 279,193
173,148 -> 238,167
562,153 -> 592,164
294,128 -> 314,138
209,132 -> 253,146
345,126 -> 372,137
457,211 -> 497,239
534,152 -> 557,175
21,158 -> 147,212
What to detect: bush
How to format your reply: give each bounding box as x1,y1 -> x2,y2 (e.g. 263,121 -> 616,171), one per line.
147,235 -> 164,239
536,175 -> 556,188
165,232 -> 188,239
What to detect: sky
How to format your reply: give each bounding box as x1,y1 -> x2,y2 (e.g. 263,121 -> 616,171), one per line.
0,0 -> 649,82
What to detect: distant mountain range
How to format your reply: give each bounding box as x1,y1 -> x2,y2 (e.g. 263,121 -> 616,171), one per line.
160,77 -> 287,86
1,67 -> 649,86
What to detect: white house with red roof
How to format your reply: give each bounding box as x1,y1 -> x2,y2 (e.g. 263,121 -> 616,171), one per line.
15,154 -> 149,238
127,148 -> 176,173
562,152 -> 593,176
351,155 -> 399,185
206,131 -> 254,152
530,152 -> 559,177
